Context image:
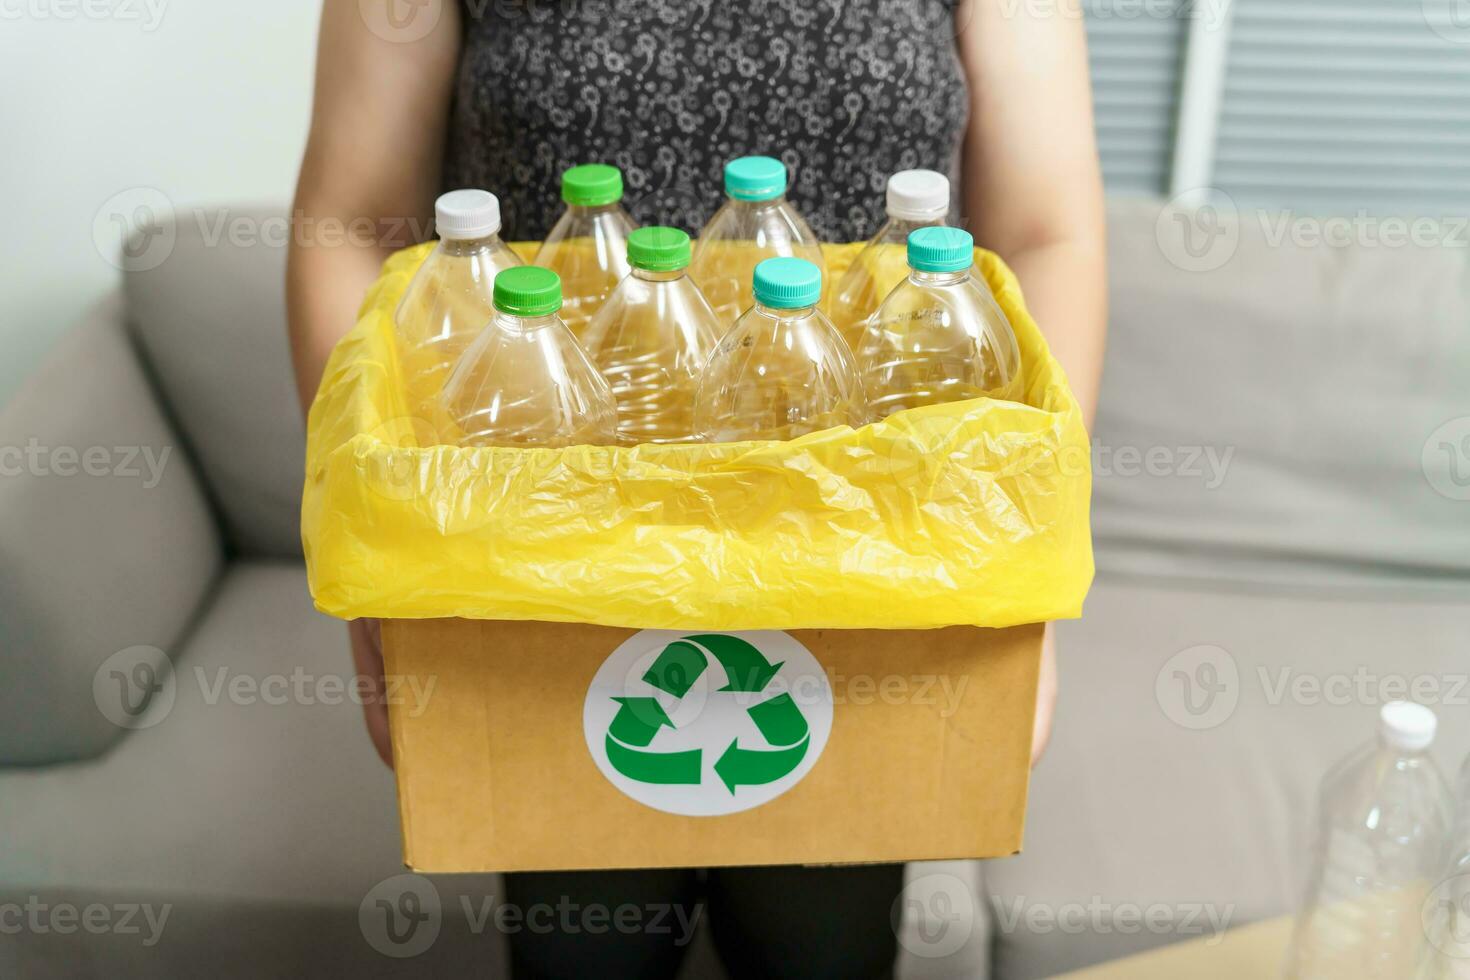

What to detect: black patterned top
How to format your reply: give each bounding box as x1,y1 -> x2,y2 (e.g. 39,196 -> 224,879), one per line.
442,0 -> 970,243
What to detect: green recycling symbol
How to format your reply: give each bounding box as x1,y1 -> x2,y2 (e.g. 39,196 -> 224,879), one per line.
604,634 -> 811,793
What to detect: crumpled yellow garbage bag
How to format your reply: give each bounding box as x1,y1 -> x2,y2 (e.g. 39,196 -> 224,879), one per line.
302,241 -> 1093,630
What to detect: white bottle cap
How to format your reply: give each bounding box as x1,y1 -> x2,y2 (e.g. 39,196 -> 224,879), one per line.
1380,701 -> 1437,752
435,189 -> 501,241
886,170 -> 951,222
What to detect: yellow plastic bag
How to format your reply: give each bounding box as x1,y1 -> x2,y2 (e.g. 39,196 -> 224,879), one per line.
303,242 -> 1093,630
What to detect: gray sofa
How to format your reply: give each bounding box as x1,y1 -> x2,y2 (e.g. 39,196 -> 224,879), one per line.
2,200 -> 1466,978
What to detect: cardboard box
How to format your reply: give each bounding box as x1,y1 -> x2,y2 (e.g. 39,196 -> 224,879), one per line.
382,618 -> 1042,873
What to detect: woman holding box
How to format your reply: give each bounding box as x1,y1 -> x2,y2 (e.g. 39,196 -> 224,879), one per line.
287,1 -> 1105,976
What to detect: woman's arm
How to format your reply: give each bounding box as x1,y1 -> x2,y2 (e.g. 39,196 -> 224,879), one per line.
286,0 -> 462,413
288,0 -> 461,765
956,0 -> 1107,428
956,0 -> 1108,766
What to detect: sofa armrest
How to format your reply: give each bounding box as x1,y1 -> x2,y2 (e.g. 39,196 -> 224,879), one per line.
0,294 -> 224,765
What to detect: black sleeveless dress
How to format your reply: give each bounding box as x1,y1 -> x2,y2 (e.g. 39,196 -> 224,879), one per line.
442,0 -> 970,243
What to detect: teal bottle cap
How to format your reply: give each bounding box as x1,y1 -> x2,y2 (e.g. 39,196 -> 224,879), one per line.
723,156 -> 788,201
493,266 -> 562,317
752,257 -> 822,309
626,226 -> 691,272
907,226 -> 974,274
561,164 -> 624,207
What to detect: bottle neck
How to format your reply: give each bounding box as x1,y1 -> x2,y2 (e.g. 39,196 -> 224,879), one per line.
730,195 -> 787,212
632,267 -> 686,284
440,234 -> 502,257
886,213 -> 946,234
568,202 -> 624,217
909,268 -> 970,287
754,301 -> 816,320
494,310 -> 560,332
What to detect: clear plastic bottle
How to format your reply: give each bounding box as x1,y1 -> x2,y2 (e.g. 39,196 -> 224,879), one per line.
580,226 -> 720,446
694,257 -> 867,442
439,266 -> 618,448
856,227 -> 1022,420
1421,757 -> 1470,979
1287,701 -> 1454,980
534,163 -> 636,340
394,189 -> 523,424
689,156 -> 826,328
830,169 -> 953,349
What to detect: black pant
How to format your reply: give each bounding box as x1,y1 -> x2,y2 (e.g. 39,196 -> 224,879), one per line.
503,864 -> 904,980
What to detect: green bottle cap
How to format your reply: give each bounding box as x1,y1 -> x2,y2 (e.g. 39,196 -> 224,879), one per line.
752,257 -> 822,309
907,226 -> 974,273
560,163 -> 624,207
626,226 -> 691,272
723,156 -> 788,201
493,266 -> 562,317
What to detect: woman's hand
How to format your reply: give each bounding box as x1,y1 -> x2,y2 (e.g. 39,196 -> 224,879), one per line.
347,618 -> 394,768
1031,624 -> 1058,768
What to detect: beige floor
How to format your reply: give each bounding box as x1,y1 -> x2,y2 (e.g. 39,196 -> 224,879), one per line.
1052,916 -> 1292,979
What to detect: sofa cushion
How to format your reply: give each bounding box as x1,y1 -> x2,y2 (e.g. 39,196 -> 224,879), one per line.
0,297 -> 222,765
122,208 -> 305,559
1096,198 -> 1470,589
0,562 -> 507,977
984,575 -> 1470,978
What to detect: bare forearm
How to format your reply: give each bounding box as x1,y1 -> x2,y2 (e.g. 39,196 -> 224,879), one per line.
1004,237 -> 1106,428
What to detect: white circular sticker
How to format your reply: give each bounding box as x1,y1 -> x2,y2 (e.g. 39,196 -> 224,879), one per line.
583,630 -> 833,816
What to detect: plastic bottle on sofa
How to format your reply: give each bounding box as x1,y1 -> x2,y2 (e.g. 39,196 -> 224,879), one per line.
394,190 -> 523,423
1286,701 -> 1453,980
689,156 -> 826,327
830,169 -> 953,350
440,266 -> 618,448
534,164 -> 636,340
580,226 -> 720,446
694,257 -> 866,442
855,227 -> 1021,420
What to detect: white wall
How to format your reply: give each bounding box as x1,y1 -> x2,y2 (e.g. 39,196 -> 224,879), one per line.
0,1 -> 324,399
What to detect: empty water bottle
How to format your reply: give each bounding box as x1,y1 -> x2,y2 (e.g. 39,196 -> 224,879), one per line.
580,226 -> 720,446
1422,756 -> 1470,979
694,257 -> 866,442
1287,701 -> 1454,980
689,156 -> 826,327
856,227 -> 1022,420
534,164 -> 636,339
394,189 -> 523,425
440,266 -> 618,448
830,169 -> 953,349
